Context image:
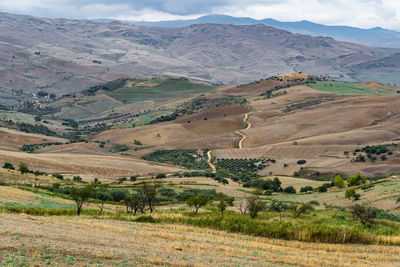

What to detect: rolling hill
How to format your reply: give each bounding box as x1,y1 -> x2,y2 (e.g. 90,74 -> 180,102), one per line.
1,12 -> 400,107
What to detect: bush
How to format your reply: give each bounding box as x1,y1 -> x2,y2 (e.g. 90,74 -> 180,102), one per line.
284,186 -> 296,194
52,173 -> 64,180
360,184 -> 374,191
347,172 -> 366,186
111,190 -> 127,202
333,175 -> 345,188
135,215 -> 159,223
130,175 -> 138,182
3,162 -> 14,170
350,204 -> 376,227
73,176 -> 82,182
118,177 -> 127,183
112,144 -> 129,152
300,186 -> 313,193
158,188 -> 176,198
156,173 -> 166,179
318,183 -> 331,192
345,189 -> 356,199
297,159 -> 307,165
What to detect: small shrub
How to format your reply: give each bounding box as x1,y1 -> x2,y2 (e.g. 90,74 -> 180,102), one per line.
300,186 -> 313,193
156,173 -> 166,179
135,215 -> 159,223
3,162 -> 15,170
284,186 -> 296,194
52,173 -> 64,180
297,159 -> 307,165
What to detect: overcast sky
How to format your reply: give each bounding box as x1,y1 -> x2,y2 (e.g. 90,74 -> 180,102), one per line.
1,0 -> 400,30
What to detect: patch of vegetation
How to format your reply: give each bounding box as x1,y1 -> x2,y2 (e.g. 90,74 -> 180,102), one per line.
215,158 -> 270,183
111,144 -> 129,152
143,149 -> 210,170
19,142 -> 63,153
82,78 -> 132,96
293,168 -> 335,181
108,78 -> 215,103
6,120 -> 57,136
157,209 -> 400,245
311,81 -> 395,95
352,144 -> 396,163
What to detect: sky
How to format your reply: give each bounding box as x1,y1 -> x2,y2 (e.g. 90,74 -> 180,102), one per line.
1,0 -> 400,30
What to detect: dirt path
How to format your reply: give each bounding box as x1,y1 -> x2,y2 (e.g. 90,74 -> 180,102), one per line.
207,150 -> 216,172
207,113 -> 251,172
236,113 -> 251,149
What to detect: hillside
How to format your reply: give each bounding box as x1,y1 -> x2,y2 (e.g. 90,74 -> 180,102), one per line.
1,12 -> 400,106
130,14 -> 400,48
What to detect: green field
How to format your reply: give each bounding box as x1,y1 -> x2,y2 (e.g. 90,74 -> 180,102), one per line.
107,78 -> 215,103
311,81 -> 396,95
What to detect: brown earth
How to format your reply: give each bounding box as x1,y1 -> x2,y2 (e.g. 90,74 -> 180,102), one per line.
0,150 -> 182,180
91,105 -> 248,153
0,127 -> 67,151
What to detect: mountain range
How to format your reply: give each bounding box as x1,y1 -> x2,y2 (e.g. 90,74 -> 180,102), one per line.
0,12 -> 400,106
124,14 -> 400,48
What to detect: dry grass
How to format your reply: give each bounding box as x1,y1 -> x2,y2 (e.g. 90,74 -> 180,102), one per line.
1,213 -> 399,266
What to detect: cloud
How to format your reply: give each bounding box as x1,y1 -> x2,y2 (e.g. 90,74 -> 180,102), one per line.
0,0 -> 399,30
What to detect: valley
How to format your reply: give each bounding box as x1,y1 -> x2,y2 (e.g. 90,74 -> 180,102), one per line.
0,12 -> 399,266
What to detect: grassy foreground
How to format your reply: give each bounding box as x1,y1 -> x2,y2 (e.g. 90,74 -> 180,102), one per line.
1,205 -> 399,245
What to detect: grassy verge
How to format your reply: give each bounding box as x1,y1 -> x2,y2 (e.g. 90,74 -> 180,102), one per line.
152,210 -> 400,245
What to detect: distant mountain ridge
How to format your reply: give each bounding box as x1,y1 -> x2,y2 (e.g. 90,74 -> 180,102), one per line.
0,12 -> 400,106
118,14 -> 400,48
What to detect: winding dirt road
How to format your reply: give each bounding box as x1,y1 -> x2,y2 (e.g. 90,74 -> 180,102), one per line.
235,113 -> 251,149
207,113 -> 251,172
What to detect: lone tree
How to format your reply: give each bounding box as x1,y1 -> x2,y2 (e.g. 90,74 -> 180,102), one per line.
18,162 -> 29,174
94,185 -> 111,213
187,195 -> 209,214
350,204 -> 376,227
270,201 -> 286,220
125,192 -> 145,215
247,196 -> 265,219
216,193 -> 233,215
333,174 -> 345,188
345,188 -> 356,199
141,180 -> 161,213
70,184 -> 94,215
290,203 -> 314,219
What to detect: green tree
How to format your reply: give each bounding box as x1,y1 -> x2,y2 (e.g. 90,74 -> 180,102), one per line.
347,172 -> 366,186
345,188 -> 356,199
269,201 -> 286,220
290,203 -> 314,218
70,184 -> 94,215
125,192 -> 145,215
333,175 -> 345,188
18,162 -> 29,174
350,204 -> 376,227
187,195 -> 209,214
284,186 -> 296,194
247,196 -> 265,219
141,180 -> 161,213
94,185 -> 111,213
216,193 -> 233,215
